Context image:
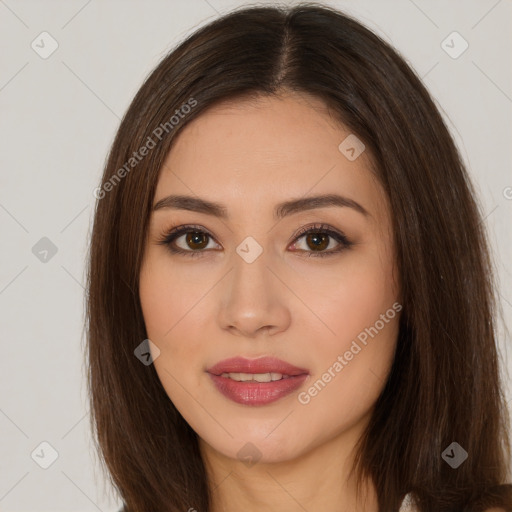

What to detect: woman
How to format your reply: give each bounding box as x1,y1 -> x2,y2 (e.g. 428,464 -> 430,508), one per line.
86,3 -> 512,511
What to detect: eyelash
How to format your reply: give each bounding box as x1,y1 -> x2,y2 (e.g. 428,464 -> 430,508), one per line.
156,223 -> 353,259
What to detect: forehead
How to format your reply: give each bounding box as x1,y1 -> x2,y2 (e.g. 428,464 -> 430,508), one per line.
155,92 -> 387,220
166,92 -> 352,168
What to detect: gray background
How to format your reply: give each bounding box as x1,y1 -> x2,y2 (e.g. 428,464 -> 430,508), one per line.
0,0 -> 511,510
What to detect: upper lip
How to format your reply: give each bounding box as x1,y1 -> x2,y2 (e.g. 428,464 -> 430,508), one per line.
207,356 -> 309,376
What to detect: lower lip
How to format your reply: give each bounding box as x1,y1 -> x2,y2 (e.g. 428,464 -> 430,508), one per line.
208,373 -> 308,406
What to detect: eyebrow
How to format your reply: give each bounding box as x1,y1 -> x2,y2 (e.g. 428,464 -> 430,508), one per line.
152,193 -> 369,219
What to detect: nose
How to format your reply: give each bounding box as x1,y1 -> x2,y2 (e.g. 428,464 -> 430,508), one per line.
217,249 -> 291,339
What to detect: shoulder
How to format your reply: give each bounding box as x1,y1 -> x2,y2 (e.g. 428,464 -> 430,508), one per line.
400,494 -> 508,512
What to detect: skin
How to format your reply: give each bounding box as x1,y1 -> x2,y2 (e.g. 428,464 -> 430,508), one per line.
139,92 -> 403,512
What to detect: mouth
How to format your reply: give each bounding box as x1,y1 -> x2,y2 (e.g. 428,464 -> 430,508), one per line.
206,356 -> 309,406
218,372 -> 292,382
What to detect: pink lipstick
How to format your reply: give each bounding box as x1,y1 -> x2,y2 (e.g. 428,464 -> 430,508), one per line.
206,356 -> 309,406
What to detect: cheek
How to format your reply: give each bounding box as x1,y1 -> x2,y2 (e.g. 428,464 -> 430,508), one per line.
331,268 -> 395,339
138,254 -> 215,378
139,259 -> 206,417
139,251 -> 205,339
299,245 -> 399,398
302,247 -> 398,346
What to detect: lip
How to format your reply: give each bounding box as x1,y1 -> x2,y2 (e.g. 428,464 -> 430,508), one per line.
206,356 -> 309,406
207,356 -> 309,376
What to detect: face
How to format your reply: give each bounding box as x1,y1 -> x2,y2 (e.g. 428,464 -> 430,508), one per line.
139,92 -> 401,466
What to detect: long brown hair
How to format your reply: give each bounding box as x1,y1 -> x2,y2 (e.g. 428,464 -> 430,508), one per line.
85,3 -> 512,511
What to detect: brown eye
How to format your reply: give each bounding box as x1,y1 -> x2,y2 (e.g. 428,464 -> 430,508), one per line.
304,233 -> 330,251
184,232 -> 210,250
290,223 -> 353,258
157,225 -> 220,257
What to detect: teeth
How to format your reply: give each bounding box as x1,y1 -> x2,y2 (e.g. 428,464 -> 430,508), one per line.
220,372 -> 286,382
